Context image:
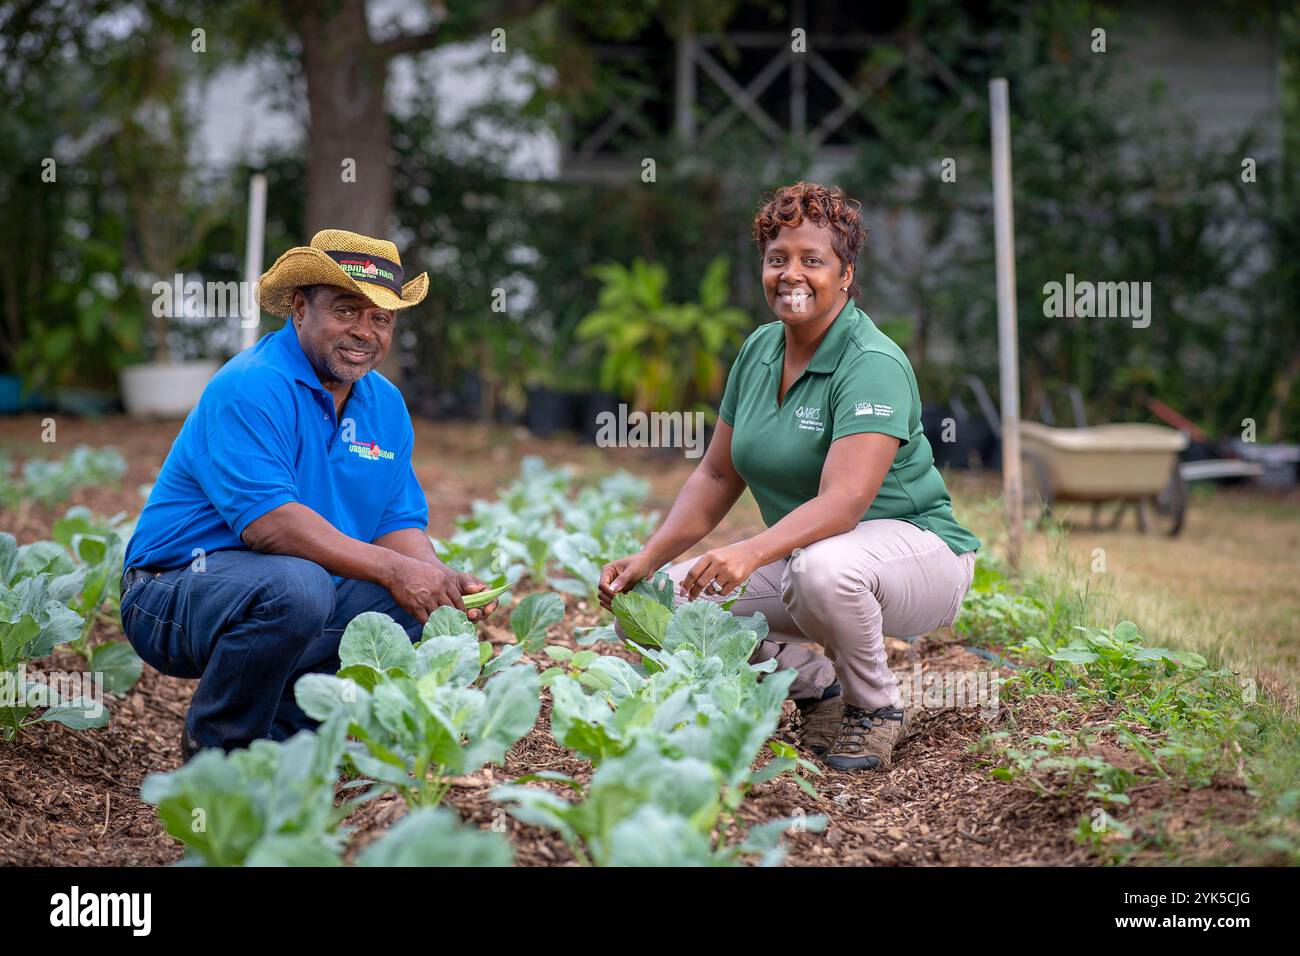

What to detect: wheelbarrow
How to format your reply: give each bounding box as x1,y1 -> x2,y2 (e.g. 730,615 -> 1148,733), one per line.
1019,421 -> 1190,536
953,378 -> 1191,535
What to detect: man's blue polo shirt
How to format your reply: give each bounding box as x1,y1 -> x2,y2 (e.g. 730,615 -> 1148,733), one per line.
124,323 -> 429,573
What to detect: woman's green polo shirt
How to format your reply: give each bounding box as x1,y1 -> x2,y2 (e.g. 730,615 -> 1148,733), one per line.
719,299 -> 980,556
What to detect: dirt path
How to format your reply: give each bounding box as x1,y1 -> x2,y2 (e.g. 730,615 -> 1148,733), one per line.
0,416 -> 1259,866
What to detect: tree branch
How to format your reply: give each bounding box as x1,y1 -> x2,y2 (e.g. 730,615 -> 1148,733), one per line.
375,29 -> 444,59
373,0 -> 546,60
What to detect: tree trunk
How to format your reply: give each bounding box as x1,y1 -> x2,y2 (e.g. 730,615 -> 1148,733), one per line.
296,0 -> 403,381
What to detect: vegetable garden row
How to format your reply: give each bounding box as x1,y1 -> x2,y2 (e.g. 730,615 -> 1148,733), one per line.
2,447 -> 1290,866
4,457 -> 824,866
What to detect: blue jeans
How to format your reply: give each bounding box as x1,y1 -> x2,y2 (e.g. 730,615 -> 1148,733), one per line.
119,550 -> 422,751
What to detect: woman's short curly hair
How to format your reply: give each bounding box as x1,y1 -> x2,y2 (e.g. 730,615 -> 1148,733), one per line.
752,182 -> 866,298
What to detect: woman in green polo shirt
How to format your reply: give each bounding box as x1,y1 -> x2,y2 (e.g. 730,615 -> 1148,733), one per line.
598,181 -> 980,772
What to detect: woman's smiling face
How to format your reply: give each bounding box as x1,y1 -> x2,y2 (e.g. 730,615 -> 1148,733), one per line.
761,219 -> 853,327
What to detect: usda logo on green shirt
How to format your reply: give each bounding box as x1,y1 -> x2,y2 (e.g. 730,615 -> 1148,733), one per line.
854,401 -> 894,417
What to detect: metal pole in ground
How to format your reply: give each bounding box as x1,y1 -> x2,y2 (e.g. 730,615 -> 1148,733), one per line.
241,172 -> 268,351
989,78 -> 1024,570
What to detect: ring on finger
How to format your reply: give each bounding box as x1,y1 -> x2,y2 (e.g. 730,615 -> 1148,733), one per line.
707,579 -> 723,595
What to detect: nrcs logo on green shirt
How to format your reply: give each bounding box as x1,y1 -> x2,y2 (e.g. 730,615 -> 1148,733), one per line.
794,406 -> 824,433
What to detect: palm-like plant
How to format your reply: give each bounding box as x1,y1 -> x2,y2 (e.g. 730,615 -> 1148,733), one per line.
576,257 -> 748,415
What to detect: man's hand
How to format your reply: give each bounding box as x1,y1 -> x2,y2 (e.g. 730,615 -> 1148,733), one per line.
384,556 -> 489,624
456,572 -> 500,621
598,551 -> 659,611
678,540 -> 761,602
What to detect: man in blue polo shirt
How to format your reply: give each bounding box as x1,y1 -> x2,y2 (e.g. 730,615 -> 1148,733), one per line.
121,229 -> 499,759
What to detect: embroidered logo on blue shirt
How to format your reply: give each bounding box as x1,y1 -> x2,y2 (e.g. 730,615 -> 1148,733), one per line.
348,440 -> 395,461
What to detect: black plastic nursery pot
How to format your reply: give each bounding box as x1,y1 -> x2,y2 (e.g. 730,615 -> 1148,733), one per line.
575,390 -> 622,444
525,386 -> 579,438
922,402 -> 1000,470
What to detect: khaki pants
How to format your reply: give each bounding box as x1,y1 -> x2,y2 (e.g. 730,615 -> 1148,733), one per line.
666,519 -> 977,711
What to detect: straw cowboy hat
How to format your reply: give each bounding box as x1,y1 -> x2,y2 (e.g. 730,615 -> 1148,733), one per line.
255,228 -> 429,317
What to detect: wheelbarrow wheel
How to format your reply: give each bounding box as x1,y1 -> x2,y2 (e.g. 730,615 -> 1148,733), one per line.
1148,467 -> 1187,536
1020,448 -> 1054,528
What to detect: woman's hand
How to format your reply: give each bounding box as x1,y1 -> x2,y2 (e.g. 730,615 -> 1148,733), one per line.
679,541 -> 762,602
598,552 -> 659,611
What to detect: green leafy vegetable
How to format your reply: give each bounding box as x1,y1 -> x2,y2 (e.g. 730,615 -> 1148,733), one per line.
295,607 -> 541,807
139,718 -> 356,866
509,591 -> 566,652
356,807 -> 513,866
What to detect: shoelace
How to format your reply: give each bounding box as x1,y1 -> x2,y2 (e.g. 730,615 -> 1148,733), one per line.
838,705 -> 904,749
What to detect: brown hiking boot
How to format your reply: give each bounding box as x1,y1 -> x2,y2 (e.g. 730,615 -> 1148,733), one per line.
824,704 -> 911,771
796,689 -> 844,756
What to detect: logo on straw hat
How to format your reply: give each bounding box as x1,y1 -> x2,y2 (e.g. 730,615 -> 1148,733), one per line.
254,229 -> 429,318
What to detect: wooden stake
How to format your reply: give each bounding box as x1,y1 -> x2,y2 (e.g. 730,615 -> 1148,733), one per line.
241,172 -> 267,351
989,78 -> 1023,570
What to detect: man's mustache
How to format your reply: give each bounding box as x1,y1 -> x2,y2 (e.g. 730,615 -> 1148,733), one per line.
336,340 -> 376,355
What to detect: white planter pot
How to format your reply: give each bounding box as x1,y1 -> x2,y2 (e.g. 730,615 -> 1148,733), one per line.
119,361 -> 220,419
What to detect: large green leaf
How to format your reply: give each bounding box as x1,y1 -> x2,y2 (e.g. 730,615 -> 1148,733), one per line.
631,570 -> 675,610
420,605 -> 477,640
480,642 -> 524,681
604,805 -> 720,867
509,592 -> 565,651
414,631 -> 482,687
141,750 -> 264,867
462,664 -> 541,769
338,612 -> 417,675
32,696 -> 110,730
294,673 -> 370,723
140,725 -> 349,867
30,601 -> 84,658
611,591 -> 671,649
661,600 -> 759,668
15,541 -> 74,579
244,833 -> 343,867
357,807 -> 513,867
0,534 -> 17,586
549,675 -> 622,763
89,640 -> 142,694
0,615 -> 40,668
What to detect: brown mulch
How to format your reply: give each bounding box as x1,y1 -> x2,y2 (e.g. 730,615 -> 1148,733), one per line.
0,415 -> 1263,866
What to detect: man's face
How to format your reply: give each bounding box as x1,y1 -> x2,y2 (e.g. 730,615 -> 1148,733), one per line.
291,286 -> 394,385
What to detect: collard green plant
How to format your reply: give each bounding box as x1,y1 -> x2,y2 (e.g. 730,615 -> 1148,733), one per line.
140,717 -> 356,867
0,532 -> 107,741
294,609 -> 541,807
49,507 -> 142,693
435,457 -> 656,603
497,595 -> 823,866
1,446 -> 127,509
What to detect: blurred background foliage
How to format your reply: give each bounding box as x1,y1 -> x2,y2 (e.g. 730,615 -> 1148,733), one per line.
0,0 -> 1296,441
